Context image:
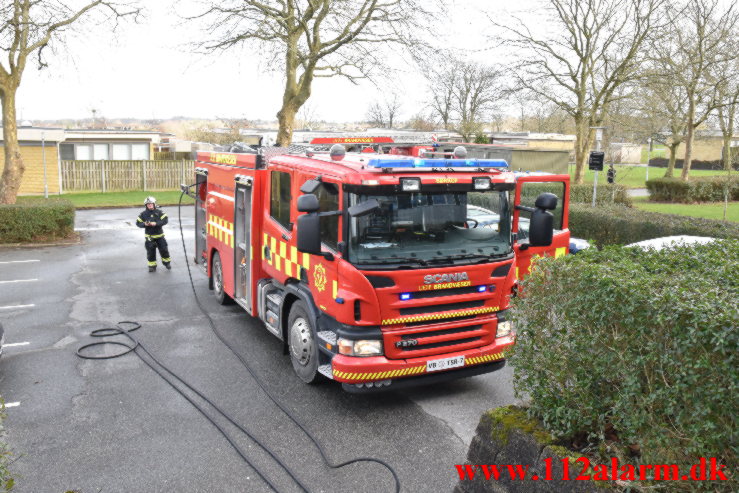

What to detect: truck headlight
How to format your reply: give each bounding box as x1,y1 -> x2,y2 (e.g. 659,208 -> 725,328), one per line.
473,177 -> 491,190
496,320 -> 513,338
400,178 -> 421,192
338,338 -> 383,357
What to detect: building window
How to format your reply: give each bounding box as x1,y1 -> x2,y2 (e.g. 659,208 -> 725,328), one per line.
270,171 -> 292,229
112,144 -> 131,160
60,143 -> 74,160
132,143 -> 149,160
93,144 -> 109,160
76,144 -> 92,160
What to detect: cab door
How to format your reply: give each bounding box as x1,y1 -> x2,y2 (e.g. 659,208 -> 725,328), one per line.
512,174 -> 570,281
262,166 -> 295,284
296,172 -> 343,314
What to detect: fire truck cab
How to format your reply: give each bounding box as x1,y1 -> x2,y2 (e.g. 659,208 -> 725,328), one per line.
192,145 -> 570,392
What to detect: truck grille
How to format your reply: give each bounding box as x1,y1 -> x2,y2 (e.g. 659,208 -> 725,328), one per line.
384,319 -> 494,359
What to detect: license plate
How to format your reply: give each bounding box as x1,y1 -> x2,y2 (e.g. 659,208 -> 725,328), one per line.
426,355 -> 465,372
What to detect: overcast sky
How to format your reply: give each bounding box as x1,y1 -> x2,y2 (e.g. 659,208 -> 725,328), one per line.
16,0 -> 537,124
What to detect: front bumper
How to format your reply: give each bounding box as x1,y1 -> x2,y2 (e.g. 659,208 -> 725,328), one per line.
329,335 -> 514,385
342,360 -> 506,393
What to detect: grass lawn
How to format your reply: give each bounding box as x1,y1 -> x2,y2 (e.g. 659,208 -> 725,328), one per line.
17,190 -> 194,209
568,164 -> 731,188
640,145 -> 667,164
631,196 -> 739,222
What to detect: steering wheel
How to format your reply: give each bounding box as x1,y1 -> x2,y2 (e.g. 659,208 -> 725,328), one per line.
465,218 -> 479,229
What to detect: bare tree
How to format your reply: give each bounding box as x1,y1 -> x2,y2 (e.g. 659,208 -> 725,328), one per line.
365,100 -> 386,127
0,0 -> 138,204
406,111 -> 436,131
426,60 -> 503,142
428,64 -> 455,129
296,101 -> 320,130
452,62 -> 503,142
194,0 -> 432,146
186,117 -> 253,146
714,51 -> 739,172
384,93 -> 402,129
658,0 -> 739,181
365,93 -> 402,128
641,79 -> 689,175
496,0 -> 664,184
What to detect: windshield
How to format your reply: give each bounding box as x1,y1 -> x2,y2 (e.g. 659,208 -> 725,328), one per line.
348,190 -> 511,266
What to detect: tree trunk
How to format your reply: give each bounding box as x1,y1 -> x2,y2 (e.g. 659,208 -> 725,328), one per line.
573,119 -> 592,184
0,89 -> 23,204
276,102 -> 298,147
681,125 -> 694,181
680,101 -> 696,182
664,143 -> 679,178
722,134 -> 732,171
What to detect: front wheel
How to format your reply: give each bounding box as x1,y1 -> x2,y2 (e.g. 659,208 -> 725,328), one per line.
212,251 -> 232,305
287,301 -> 321,384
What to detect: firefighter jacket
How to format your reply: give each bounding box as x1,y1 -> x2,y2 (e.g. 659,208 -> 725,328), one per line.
137,208 -> 169,237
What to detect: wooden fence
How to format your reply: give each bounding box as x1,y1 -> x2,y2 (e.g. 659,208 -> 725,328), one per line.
61,160 -> 196,192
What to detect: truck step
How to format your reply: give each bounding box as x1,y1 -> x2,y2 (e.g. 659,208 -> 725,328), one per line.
318,364 -> 333,379
317,330 -> 337,346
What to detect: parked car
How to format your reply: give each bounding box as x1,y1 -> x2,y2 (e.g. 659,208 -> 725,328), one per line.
625,235 -> 717,251
466,205 -> 591,254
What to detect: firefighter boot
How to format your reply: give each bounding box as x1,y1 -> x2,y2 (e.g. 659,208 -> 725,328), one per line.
164,263 -> 171,270
149,265 -> 157,272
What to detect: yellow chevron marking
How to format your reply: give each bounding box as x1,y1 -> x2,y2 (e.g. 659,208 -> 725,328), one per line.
381,306 -> 498,326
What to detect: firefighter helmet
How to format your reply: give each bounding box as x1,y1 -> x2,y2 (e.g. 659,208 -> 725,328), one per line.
144,196 -> 157,206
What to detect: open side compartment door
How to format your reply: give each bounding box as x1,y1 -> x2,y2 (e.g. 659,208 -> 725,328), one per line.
234,175 -> 254,314
194,168 -> 208,270
512,174 -> 571,281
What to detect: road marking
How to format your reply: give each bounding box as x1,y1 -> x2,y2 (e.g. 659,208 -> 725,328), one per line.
4,402 -> 20,408
4,342 -> 30,348
0,279 -> 38,284
0,260 -> 39,264
0,304 -> 34,310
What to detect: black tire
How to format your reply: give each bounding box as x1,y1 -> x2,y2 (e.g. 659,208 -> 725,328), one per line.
287,301 -> 321,384
211,251 -> 232,305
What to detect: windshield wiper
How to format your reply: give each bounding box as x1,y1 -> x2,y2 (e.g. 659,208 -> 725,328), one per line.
356,257 -> 428,266
428,253 -> 507,264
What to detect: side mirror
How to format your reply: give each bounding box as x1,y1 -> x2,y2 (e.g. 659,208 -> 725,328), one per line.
297,213 -> 322,255
300,178 -> 322,194
528,209 -> 553,247
535,192 -> 558,210
348,199 -> 380,217
297,194 -> 319,213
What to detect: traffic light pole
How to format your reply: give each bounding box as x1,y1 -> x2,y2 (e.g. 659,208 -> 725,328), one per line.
591,128 -> 604,208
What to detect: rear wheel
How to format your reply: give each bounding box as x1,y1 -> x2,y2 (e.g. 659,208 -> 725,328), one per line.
287,301 -> 320,384
212,251 -> 232,305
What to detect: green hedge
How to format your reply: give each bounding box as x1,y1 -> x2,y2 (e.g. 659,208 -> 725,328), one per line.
0,199 -> 75,243
522,183 -> 631,206
569,203 -> 739,247
569,183 -> 631,206
646,176 -> 739,203
511,242 -> 738,491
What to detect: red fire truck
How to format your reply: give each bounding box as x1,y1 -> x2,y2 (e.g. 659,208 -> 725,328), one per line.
191,144 -> 570,392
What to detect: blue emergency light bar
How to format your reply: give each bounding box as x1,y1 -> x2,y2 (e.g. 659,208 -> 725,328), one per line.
366,158 -> 508,169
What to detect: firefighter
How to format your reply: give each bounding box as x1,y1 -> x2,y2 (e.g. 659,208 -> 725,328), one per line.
607,164 -> 616,184
137,196 -> 171,272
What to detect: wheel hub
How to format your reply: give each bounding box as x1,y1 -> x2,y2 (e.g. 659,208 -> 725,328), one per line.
290,318 -> 313,366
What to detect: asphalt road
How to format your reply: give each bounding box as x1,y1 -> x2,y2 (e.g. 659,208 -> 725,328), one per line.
0,206 -> 517,493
